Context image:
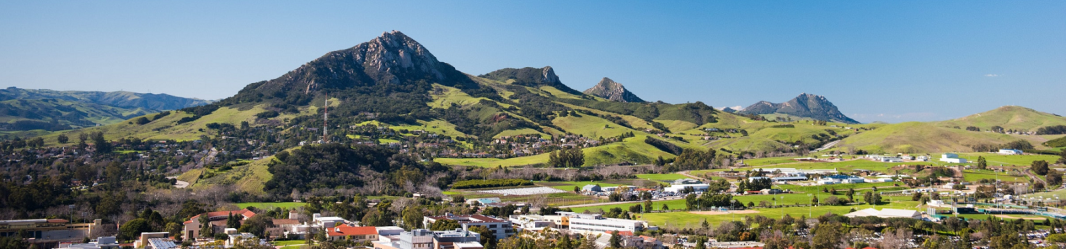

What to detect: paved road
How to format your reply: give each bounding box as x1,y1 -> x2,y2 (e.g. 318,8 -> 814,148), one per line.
810,140 -> 841,153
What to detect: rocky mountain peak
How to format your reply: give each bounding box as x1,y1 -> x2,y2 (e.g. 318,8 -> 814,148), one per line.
582,77 -> 645,103
739,93 -> 859,124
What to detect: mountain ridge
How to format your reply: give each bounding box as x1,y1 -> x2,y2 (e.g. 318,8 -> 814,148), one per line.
582,77 -> 645,103
739,93 -> 860,124
0,87 -> 210,131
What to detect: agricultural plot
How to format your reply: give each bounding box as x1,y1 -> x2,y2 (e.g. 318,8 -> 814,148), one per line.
477,187 -> 566,195
635,173 -> 689,181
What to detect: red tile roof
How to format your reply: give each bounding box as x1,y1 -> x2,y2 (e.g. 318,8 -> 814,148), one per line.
273,219 -> 300,225
327,224 -> 377,237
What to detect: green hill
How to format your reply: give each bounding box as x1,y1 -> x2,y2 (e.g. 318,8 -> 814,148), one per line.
836,122 -> 1023,153
0,87 -> 210,133
935,106 -> 1066,132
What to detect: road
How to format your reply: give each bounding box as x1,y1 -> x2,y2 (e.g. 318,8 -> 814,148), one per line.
810,140 -> 841,153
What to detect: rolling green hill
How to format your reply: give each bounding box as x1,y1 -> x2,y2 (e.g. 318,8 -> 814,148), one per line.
935,105 -> 1066,132
0,87 -> 210,132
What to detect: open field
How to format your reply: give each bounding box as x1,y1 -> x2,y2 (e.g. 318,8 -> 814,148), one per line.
636,199 -> 923,227
962,169 -> 1027,182
957,153 -> 1061,166
538,181 -> 622,191
180,155 -> 274,195
476,187 -> 566,195
569,191 -> 905,213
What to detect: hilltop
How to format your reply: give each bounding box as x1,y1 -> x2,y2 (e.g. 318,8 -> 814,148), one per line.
0,87 -> 210,132
740,93 -> 860,124
935,105 -> 1066,132
582,77 -> 645,103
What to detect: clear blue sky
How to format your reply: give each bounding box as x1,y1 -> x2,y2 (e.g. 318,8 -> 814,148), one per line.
2,1 -> 1063,123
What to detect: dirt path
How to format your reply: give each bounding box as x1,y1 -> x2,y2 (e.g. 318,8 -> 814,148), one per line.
166,177 -> 190,188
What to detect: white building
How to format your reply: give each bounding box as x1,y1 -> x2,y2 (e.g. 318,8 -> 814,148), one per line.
940,153 -> 967,163
844,208 -> 922,219
558,212 -> 646,234
508,215 -> 561,231
423,214 -> 513,240
663,184 -> 710,193
998,149 -> 1024,155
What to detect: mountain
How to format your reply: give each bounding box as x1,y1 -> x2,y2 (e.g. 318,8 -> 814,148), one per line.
0,87 -> 210,131
479,66 -> 583,95
739,93 -> 859,124
582,77 -> 645,103
721,107 -> 740,113
935,106 -> 1066,132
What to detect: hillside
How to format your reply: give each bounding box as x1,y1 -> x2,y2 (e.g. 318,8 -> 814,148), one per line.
583,77 -> 645,103
740,93 -> 859,124
23,30 -> 1066,167
836,122 -> 1026,153
935,105 -> 1066,132
0,87 -> 210,131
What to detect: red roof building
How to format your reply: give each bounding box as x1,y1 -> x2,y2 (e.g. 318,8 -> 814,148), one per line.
326,224 -> 378,242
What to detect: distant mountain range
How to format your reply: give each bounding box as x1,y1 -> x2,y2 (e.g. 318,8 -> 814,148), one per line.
0,87 -> 210,131
583,77 -> 645,103
28,30 -> 1066,161
739,93 -> 860,124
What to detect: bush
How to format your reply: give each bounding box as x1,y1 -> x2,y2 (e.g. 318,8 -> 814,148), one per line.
451,179 -> 532,189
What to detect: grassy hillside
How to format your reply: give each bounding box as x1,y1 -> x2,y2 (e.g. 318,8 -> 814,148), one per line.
180,155 -> 274,195
936,106 -> 1066,132
837,122 -> 1021,153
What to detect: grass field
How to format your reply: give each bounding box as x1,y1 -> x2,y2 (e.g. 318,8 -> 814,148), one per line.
538,181 -> 622,191
569,190 -> 907,214
962,169 -> 1027,182
237,202 -> 307,209
389,119 -> 470,138
957,153 -> 1060,166
629,198 -> 923,227
836,122 -> 1022,154
493,128 -> 549,139
181,155 -> 274,195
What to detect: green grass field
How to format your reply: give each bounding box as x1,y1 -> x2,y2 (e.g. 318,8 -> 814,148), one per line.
629,198 -> 923,227
962,169 -> 1027,182
237,202 -> 307,209
493,128 -> 549,139
181,155 -> 274,195
957,152 -> 1060,166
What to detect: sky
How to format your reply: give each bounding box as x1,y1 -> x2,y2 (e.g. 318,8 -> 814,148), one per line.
1,1 -> 1064,123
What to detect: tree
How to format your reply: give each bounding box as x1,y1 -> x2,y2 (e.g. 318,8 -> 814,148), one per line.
811,223 -> 844,249
864,191 -> 874,205
431,219 -> 461,231
135,116 -> 151,125
91,132 -> 112,154
880,228 -> 912,249
226,213 -> 241,228
846,188 -> 855,202
574,185 -> 581,194
238,214 -> 273,238
1033,160 -> 1051,176
198,213 -> 213,238
165,222 -> 183,240
977,156 -> 988,170
57,134 -> 69,144
608,231 -> 622,248
119,218 -> 151,242
1049,172 -> 1063,189
811,195 -> 818,206
402,206 -> 424,230
912,192 -> 923,201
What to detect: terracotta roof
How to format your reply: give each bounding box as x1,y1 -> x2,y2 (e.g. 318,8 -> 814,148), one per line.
604,231 -> 633,236
327,224 -> 377,237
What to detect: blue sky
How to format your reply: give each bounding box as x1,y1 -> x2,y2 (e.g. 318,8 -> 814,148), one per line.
1,1 -> 1063,123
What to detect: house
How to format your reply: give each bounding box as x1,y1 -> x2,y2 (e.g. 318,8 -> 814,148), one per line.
132,232 -> 169,248
182,209 -> 256,241
326,224 -> 377,242
940,153 -> 968,163
998,149 -> 1024,155
0,218 -> 100,244
663,184 -> 710,193
844,208 -> 922,219
62,236 -> 120,249
581,185 -> 602,193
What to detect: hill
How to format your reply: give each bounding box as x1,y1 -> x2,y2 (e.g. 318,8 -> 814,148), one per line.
0,87 -> 210,131
836,122 -> 1026,153
739,93 -> 859,124
582,77 -> 645,103
935,106 -> 1066,132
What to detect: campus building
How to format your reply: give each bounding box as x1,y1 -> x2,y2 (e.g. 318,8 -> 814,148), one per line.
558,212 -> 646,235
182,209 -> 256,241
423,215 -> 513,240
0,218 -> 101,244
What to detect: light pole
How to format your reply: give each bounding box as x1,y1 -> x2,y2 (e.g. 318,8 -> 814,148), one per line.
808,194 -> 813,218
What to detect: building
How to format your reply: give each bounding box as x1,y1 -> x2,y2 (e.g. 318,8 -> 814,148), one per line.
663,184 -> 710,193
672,179 -> 702,185
133,232 -> 169,248
225,232 -> 259,248
581,185 -> 602,193
844,208 -> 922,219
465,198 -> 502,206
559,212 -> 646,235
771,176 -> 808,183
998,149 -> 1024,155
0,218 -> 100,244
940,153 -> 968,163
508,215 -> 559,231
423,215 -> 513,240
146,238 -> 179,249
61,236 -> 119,249
182,209 -> 256,241
327,224 -> 378,242
817,175 -> 865,185
375,229 -> 483,249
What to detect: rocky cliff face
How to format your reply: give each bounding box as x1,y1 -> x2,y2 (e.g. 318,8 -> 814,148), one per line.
478,66 -> 582,94
740,93 -> 859,124
252,30 -> 476,95
582,77 -> 645,102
